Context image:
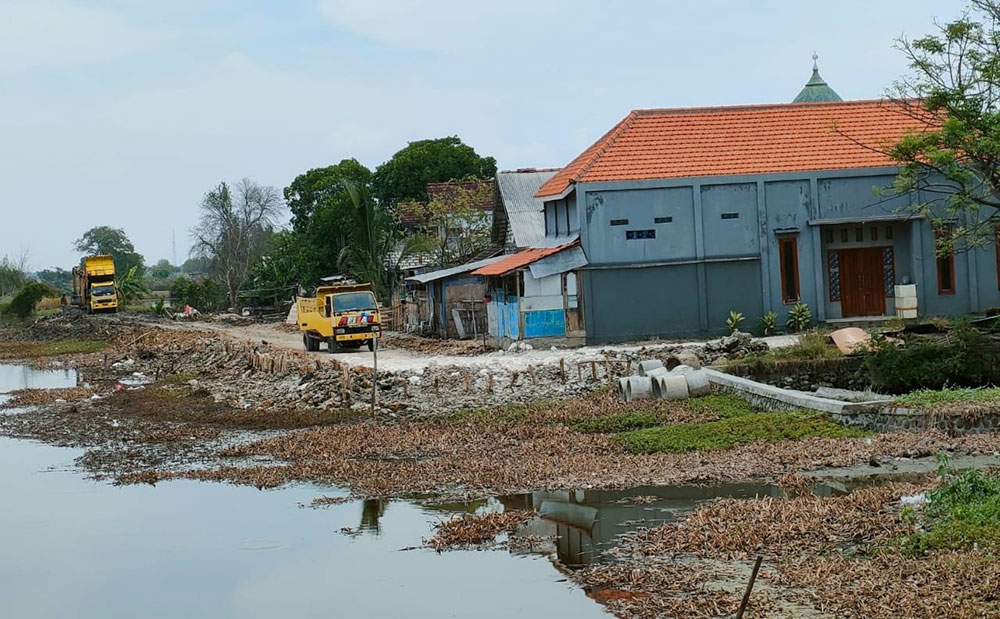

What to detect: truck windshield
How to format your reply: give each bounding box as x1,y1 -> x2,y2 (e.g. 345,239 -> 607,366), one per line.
92,285 -> 115,297
332,292 -> 377,313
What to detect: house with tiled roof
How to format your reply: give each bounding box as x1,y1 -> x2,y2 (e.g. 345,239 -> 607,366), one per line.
521,60 -> 998,343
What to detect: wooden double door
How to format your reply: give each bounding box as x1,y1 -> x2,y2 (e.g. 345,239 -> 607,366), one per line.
838,247 -> 887,318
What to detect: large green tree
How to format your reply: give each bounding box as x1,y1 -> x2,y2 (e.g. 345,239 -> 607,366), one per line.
889,0 -> 1000,250
73,226 -> 145,276
282,159 -> 373,284
372,136 -> 497,209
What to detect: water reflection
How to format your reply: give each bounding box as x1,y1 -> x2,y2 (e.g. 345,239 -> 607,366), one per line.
0,437 -> 605,619
500,484 -> 785,566
0,363 -> 78,393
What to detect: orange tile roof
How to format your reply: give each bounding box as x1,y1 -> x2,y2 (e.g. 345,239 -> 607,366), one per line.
536,100 -> 937,198
472,242 -> 576,277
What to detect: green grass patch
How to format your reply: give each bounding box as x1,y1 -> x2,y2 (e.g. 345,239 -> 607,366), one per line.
0,338 -> 108,358
900,466 -> 1000,554
683,393 -> 761,419
615,410 -> 868,454
733,331 -> 841,368
574,412 -> 663,434
893,387 -> 1000,410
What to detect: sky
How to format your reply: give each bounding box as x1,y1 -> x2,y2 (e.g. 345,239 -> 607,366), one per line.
0,0 -> 965,272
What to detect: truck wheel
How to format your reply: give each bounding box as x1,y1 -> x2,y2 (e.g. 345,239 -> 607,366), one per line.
367,338 -> 375,352
328,337 -> 339,354
302,334 -> 310,351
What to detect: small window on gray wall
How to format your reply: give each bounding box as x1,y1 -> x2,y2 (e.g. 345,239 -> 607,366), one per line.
610,218 -> 629,226
721,212 -> 739,220
654,216 -> 672,224
626,229 -> 655,240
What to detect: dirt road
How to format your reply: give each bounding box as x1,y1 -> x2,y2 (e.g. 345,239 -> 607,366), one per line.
158,319 -> 799,374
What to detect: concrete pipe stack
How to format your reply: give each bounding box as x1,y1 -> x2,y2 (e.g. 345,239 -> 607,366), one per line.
620,357 -> 712,401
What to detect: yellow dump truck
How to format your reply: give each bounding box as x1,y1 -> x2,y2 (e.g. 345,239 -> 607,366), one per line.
297,282 -> 381,352
71,255 -> 119,313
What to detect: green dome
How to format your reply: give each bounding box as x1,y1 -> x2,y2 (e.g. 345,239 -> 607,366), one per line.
793,55 -> 842,103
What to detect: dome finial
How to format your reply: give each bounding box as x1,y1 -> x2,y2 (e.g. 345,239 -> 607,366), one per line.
793,53 -> 843,103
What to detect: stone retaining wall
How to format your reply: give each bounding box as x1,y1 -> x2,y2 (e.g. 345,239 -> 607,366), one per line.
834,407 -> 1000,434
724,357 -> 870,391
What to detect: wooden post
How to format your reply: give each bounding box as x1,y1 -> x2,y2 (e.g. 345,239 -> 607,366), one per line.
371,337 -> 378,412
487,373 -> 494,394
510,371 -> 519,388
604,360 -> 610,380
590,361 -> 597,381
402,378 -> 409,398
434,376 -> 440,396
464,371 -> 471,394
626,360 -> 632,376
736,556 -> 764,619
528,365 -> 537,385
559,358 -> 566,383
341,368 -> 350,402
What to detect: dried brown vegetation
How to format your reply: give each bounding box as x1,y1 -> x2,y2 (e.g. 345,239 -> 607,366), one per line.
426,510 -> 536,550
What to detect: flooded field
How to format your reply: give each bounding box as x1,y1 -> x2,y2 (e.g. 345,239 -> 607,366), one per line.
0,437 -> 608,618
0,363 -> 77,406
0,362 -> 803,617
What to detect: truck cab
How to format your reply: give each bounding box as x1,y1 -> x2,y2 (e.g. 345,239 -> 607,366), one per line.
297,283 -> 381,352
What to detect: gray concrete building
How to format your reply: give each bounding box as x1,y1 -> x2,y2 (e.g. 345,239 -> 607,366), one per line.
533,69 -> 998,343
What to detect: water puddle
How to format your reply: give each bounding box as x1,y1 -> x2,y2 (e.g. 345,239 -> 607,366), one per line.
0,437 -> 603,618
0,363 -> 78,406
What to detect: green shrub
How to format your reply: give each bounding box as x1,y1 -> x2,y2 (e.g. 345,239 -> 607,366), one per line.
900,465 -> 1000,554
170,276 -> 225,311
786,302 -> 812,332
726,310 -> 745,334
864,322 -> 988,393
759,311 -> 778,336
7,282 -> 58,320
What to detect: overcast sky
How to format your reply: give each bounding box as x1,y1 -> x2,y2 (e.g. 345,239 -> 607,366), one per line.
0,0 -> 964,271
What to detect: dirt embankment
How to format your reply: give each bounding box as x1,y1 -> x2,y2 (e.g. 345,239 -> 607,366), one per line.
3,315 -> 1000,499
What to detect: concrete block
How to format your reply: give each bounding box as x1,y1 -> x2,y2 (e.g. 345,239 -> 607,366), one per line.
897,308 -> 918,319
894,284 -> 916,297
637,359 -> 664,377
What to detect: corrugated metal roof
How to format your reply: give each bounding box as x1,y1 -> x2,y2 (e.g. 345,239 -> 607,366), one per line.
496,169 -> 558,248
405,255 -> 505,284
528,245 -> 588,279
472,241 -> 578,277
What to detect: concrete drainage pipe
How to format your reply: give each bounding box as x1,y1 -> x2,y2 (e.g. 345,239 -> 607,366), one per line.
670,364 -> 695,376
637,360 -> 665,377
645,367 -> 669,379
684,369 -> 711,397
665,351 -> 702,370
624,376 -> 653,401
652,374 -> 689,400
617,377 -> 630,401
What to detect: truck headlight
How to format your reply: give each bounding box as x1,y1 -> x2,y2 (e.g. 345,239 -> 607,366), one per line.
371,325 -> 380,332
336,328 -> 346,334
